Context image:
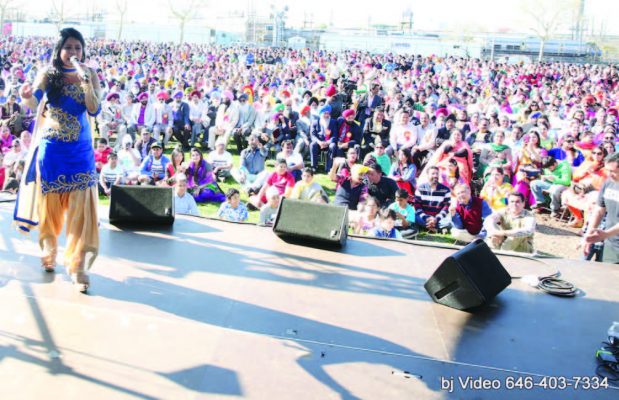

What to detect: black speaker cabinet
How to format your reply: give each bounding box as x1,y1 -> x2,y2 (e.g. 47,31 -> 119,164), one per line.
273,198 -> 348,248
424,239 -> 511,310
109,185 -> 175,226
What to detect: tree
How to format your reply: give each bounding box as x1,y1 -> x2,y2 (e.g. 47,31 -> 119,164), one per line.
521,0 -> 577,62
49,0 -> 76,32
0,0 -> 16,36
168,0 -> 205,45
115,0 -> 128,40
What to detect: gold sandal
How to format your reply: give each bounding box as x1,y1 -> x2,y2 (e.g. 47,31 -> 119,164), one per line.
41,263 -> 55,273
70,271 -> 90,293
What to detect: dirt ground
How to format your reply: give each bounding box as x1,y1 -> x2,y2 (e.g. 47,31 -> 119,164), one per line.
533,213 -> 583,259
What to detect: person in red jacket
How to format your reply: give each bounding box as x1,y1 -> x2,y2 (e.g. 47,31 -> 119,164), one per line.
448,183 -> 493,243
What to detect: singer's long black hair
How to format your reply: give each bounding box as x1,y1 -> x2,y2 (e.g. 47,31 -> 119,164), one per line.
46,28 -> 86,103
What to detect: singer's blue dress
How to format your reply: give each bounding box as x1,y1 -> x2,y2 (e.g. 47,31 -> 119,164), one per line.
28,81 -> 101,193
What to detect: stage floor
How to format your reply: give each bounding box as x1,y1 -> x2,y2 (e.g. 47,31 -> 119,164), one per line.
0,202 -> 618,399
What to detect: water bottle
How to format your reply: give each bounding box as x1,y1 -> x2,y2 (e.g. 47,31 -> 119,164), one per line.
609,322 -> 619,345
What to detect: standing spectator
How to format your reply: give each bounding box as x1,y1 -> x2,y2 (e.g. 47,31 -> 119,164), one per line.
485,191 -> 536,253
173,173 -> 200,216
208,90 -> 239,150
530,156 -> 572,217
188,90 -> 207,147
449,183 -> 493,243
414,166 -> 451,232
584,152 -> 619,263
217,188 -> 249,222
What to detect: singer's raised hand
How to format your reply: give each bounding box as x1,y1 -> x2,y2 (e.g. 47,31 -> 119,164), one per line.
20,82 -> 33,99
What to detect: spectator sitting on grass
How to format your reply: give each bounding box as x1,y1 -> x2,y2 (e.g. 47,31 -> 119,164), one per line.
369,208 -> 402,239
232,131 -> 270,195
99,152 -> 124,197
449,183 -> 493,243
388,188 -> 418,239
250,158 -> 295,209
276,139 -> 304,181
290,167 -> 327,202
208,137 -> 234,181
259,187 -> 281,226
173,173 -> 199,216
217,188 -> 249,222
354,196 -> 380,235
484,191 -> 536,253
138,141 -> 170,185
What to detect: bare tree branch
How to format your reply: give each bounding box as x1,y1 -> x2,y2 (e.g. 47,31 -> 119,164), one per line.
115,0 -> 128,40
168,0 -> 206,44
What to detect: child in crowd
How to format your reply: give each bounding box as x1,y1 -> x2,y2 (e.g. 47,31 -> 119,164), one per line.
258,187 -> 281,226
369,208 -> 402,239
217,188 -> 249,222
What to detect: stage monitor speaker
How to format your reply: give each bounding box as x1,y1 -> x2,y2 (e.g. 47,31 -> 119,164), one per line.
273,198 -> 348,248
424,239 -> 511,310
109,185 -> 175,226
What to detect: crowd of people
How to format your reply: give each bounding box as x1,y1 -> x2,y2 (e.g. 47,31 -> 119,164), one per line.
2,35 -> 619,262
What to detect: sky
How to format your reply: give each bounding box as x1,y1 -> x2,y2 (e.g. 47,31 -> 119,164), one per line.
18,0 -> 619,36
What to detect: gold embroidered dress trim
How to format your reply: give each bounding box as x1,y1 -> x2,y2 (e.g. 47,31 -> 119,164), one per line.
41,171 -> 98,194
40,106 -> 81,142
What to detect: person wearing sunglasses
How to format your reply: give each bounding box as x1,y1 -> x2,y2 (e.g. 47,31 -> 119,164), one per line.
548,135 -> 584,167
563,145 -> 608,229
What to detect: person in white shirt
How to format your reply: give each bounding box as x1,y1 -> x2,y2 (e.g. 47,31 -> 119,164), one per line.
116,135 -> 141,184
173,173 -> 200,216
3,139 -> 26,168
152,91 -> 173,145
276,139 -> 304,181
99,152 -> 124,196
208,91 -> 239,150
128,92 -> 155,139
388,108 -> 417,157
188,90 -> 206,147
207,138 -> 234,181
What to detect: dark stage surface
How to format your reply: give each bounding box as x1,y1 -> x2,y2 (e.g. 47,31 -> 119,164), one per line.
0,202 -> 618,399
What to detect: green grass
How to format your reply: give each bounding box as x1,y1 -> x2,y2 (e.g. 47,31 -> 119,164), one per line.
102,141 -> 459,244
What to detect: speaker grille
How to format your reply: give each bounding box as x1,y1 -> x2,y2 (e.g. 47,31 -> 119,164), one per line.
110,185 -> 175,225
273,199 -> 348,247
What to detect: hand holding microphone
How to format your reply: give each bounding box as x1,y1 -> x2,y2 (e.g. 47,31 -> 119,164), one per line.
69,56 -> 89,84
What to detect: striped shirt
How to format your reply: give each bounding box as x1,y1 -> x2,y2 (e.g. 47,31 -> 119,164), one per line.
414,182 -> 451,221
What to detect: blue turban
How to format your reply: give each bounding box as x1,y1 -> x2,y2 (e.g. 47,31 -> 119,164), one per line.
319,105 -> 332,115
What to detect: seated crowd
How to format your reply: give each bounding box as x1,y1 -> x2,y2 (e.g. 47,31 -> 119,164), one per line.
2,37 -> 619,258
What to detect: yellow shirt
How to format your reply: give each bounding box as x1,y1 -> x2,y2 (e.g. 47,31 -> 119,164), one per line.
480,182 -> 514,211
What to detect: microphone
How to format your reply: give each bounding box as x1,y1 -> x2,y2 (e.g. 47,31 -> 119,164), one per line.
69,56 -> 89,83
